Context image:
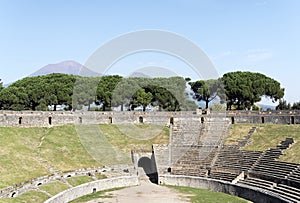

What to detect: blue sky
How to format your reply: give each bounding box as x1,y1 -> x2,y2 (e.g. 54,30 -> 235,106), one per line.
0,0 -> 299,103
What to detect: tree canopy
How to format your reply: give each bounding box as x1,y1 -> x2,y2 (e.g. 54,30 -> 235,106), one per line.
222,71 -> 284,110
0,79 -> 3,109
112,77 -> 196,111
189,79 -> 225,109
276,99 -> 300,110
0,71 -> 288,111
0,74 -> 76,111
96,75 -> 123,111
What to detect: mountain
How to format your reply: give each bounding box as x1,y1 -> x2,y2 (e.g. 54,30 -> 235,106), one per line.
128,72 -> 151,78
30,60 -> 102,77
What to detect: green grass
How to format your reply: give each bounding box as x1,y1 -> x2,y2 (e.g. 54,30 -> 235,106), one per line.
76,124 -> 169,166
66,175 -> 95,187
225,124 -> 256,145
102,124 -> 169,152
0,191 -> 50,203
38,181 -> 70,196
0,127 -> 51,189
0,125 -> 100,190
242,124 -> 300,163
38,125 -> 102,172
69,187 -> 125,203
226,124 -> 300,164
0,124 -> 168,190
95,173 -> 107,180
166,185 -> 250,203
1,123 -> 299,202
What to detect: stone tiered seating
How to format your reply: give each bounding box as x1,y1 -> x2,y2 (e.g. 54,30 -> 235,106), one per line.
206,127 -> 261,182
208,170 -> 238,182
238,177 -> 300,203
171,146 -> 218,177
170,115 -> 230,178
199,115 -> 229,146
287,167 -> 300,188
171,117 -> 202,146
170,119 -> 300,201
212,146 -> 262,173
249,138 -> 298,182
250,160 -> 298,179
171,166 -> 207,177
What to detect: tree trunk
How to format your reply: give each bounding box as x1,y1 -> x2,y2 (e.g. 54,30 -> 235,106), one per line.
206,100 -> 209,109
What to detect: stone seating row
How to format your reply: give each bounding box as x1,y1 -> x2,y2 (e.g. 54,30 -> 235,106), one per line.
238,177 -> 300,203
171,166 -> 207,177
248,137 -> 296,181
174,155 -> 216,170
287,167 -> 300,188
208,171 -> 238,182
212,147 -> 261,173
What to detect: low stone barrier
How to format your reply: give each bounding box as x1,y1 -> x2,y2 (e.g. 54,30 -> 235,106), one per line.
0,165 -> 135,198
159,175 -> 292,203
44,176 -> 139,203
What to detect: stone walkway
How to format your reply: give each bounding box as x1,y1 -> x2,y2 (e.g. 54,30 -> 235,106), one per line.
87,180 -> 191,203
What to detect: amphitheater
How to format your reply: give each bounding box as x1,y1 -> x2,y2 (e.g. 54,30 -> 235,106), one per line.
1,110 -> 300,203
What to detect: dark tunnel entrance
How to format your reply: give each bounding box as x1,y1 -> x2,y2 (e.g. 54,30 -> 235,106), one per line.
138,155 -> 158,184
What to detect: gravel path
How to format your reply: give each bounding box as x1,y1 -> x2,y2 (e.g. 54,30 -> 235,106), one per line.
87,180 -> 191,203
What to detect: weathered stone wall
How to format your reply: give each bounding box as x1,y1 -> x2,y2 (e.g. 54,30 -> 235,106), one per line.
159,175 -> 291,203
1,110 -> 299,127
0,111 -> 200,127
44,176 -> 139,203
227,110 -> 300,124
153,144 -> 170,175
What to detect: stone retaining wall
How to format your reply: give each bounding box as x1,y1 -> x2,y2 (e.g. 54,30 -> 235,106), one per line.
159,175 -> 292,203
0,110 -> 299,127
44,176 -> 139,203
0,111 -> 199,127
0,165 -> 135,198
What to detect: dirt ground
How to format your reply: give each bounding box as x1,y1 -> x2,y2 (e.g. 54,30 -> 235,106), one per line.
86,179 -> 191,203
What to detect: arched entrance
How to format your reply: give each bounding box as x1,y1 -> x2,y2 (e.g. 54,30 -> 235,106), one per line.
138,156 -> 158,184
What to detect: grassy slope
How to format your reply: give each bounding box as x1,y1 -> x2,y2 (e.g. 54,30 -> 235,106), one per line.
225,124 -> 255,145
66,176 -> 94,187
0,124 -> 169,190
1,191 -> 50,203
244,124 -> 300,163
38,181 -> 70,196
225,124 -> 300,163
38,125 -> 101,172
0,127 -> 50,189
0,125 -> 101,189
103,124 -> 169,152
